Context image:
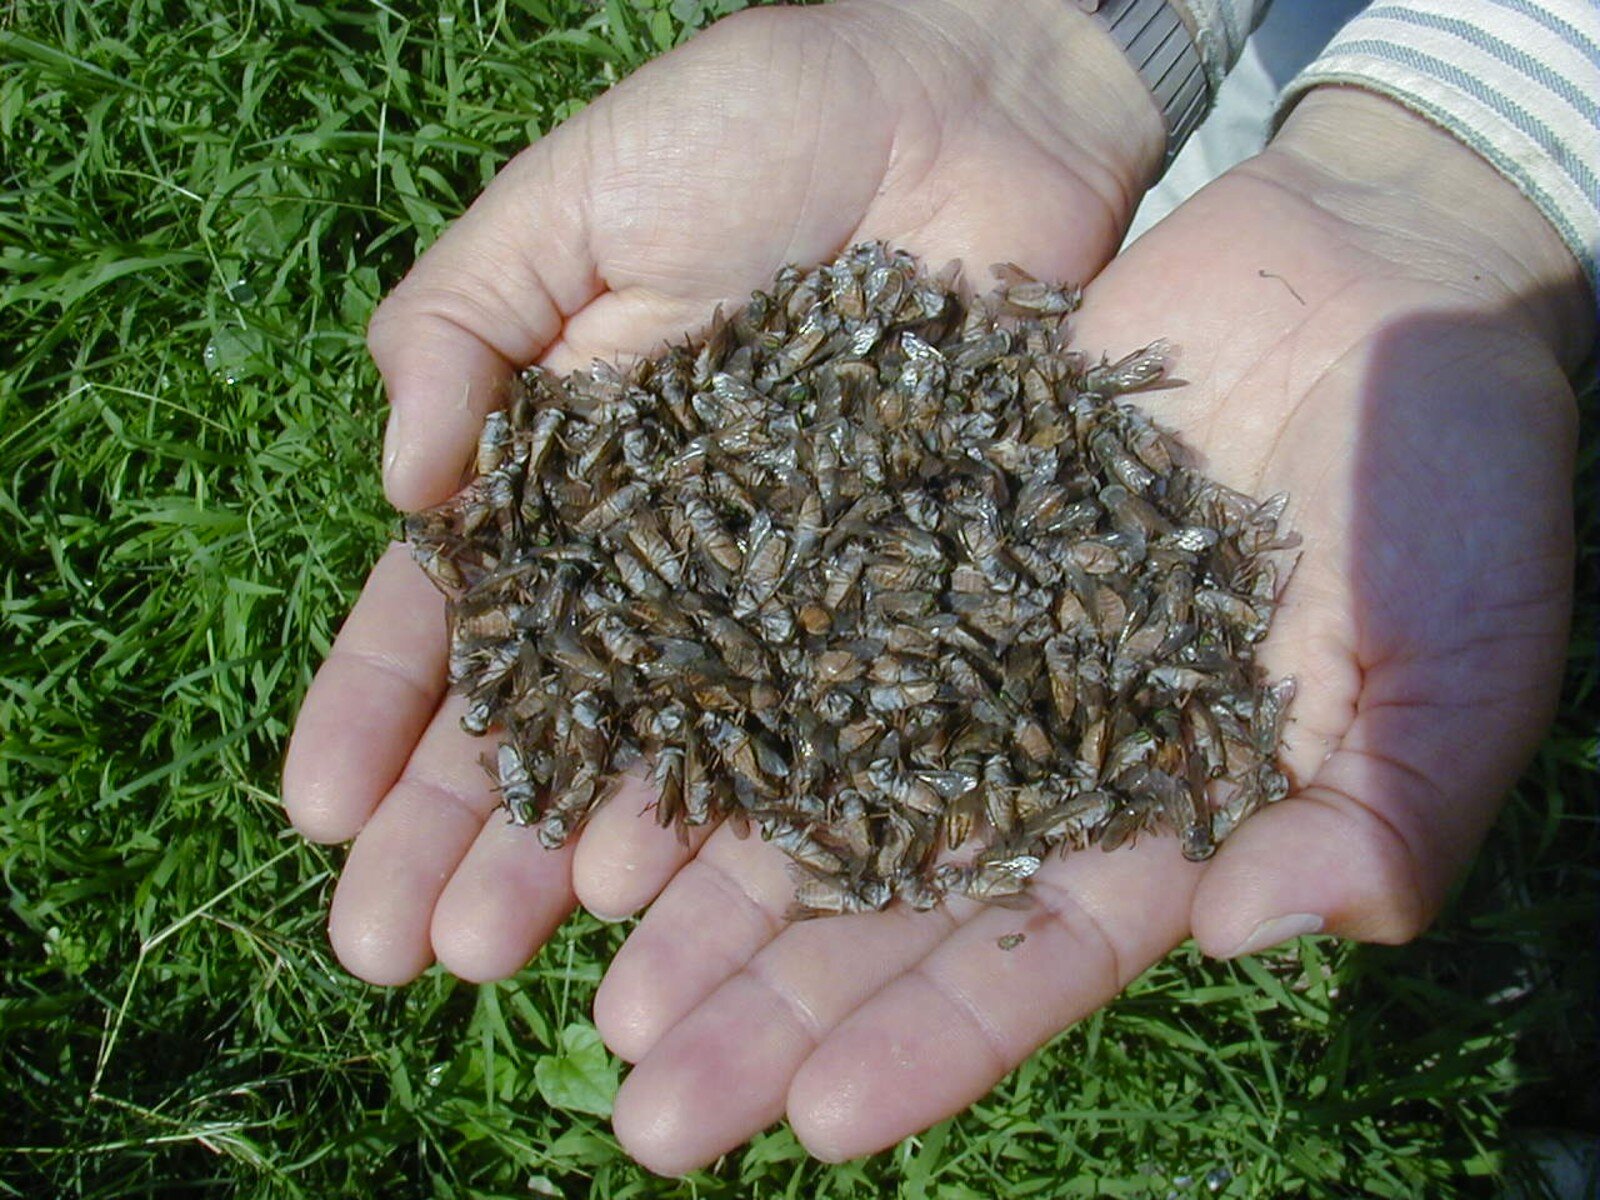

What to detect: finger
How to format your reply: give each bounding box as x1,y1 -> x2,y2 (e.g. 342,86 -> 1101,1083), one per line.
542,290 -> 749,377
591,824 -> 796,1063
787,841 -> 1200,1162
370,125 -> 602,510
1191,651 -> 1566,958
430,813 -> 577,983
609,901 -> 965,1176
283,544 -> 447,844
327,694 -> 496,985
569,769 -> 714,921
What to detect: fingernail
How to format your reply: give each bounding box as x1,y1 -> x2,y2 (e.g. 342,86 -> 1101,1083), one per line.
1227,913 -> 1323,957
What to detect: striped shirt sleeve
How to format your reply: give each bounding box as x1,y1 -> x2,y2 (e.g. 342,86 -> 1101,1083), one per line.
1279,0 -> 1600,307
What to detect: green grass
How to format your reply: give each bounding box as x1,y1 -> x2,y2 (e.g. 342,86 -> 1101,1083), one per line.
1,1 -> 1595,1196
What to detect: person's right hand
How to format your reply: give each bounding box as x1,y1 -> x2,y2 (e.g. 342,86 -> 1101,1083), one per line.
588,88 -> 1594,1171
283,0 -> 1167,986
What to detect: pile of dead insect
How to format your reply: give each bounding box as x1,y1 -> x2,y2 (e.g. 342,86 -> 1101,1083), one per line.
406,242 -> 1299,917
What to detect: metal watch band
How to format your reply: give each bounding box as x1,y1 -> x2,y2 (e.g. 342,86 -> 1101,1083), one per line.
1079,0 -> 1209,167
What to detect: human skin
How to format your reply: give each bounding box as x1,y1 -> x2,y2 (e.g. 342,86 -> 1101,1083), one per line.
282,0 -> 1595,1174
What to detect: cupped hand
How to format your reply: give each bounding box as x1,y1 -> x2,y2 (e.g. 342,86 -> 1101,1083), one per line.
284,0 -> 1164,984
589,90 -> 1593,1170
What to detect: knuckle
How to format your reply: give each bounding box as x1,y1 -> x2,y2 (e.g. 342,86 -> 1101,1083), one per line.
366,279 -> 446,366
1342,850 -> 1433,944
1318,787 -> 1436,944
366,278 -> 502,371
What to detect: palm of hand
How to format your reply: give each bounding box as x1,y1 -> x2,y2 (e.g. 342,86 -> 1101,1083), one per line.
284,11 -> 1576,1174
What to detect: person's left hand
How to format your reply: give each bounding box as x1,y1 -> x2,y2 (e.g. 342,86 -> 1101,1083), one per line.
589,89 -> 1594,1171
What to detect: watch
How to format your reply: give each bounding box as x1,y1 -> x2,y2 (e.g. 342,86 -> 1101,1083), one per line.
1078,0 -> 1209,166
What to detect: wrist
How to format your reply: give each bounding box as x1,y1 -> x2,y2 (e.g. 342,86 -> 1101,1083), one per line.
1265,87 -> 1595,371
827,0 -> 1167,228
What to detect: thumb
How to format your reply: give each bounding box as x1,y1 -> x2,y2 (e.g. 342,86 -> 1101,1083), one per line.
1189,662 -> 1563,958
370,129 -> 601,511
